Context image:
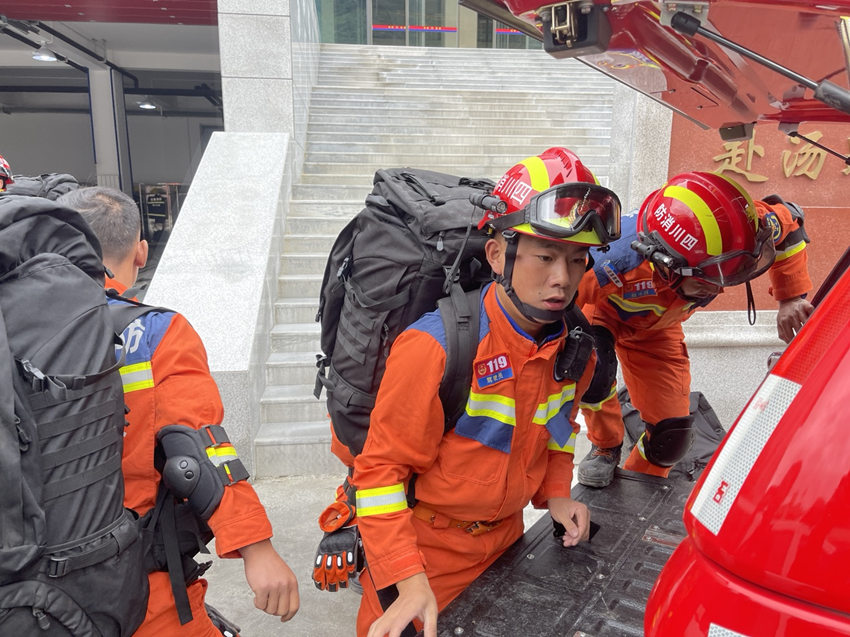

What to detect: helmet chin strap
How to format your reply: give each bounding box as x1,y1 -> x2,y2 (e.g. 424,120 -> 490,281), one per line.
497,231 -> 571,324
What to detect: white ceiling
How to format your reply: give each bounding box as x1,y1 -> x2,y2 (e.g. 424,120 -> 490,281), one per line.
0,19 -> 221,116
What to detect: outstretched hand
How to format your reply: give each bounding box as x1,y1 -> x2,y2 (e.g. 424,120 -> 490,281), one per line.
240,539 -> 300,622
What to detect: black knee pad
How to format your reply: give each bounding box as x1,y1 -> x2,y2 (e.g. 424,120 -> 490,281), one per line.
643,415 -> 695,467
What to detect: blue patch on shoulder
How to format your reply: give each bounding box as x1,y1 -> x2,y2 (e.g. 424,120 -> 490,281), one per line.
591,212 -> 642,287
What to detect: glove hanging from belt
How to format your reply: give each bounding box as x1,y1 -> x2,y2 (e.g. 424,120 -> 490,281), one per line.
313,478 -> 363,592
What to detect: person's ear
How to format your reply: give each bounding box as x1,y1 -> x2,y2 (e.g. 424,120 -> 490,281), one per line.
485,237 -> 504,275
134,239 -> 149,269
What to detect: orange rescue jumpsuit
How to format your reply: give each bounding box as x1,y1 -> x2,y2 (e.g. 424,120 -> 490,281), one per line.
108,279 -> 273,637
352,283 -> 594,635
576,201 -> 812,470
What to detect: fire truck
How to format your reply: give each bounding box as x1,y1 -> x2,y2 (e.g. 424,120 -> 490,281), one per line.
432,2 -> 850,635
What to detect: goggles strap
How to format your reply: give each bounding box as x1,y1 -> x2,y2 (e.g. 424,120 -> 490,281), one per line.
746,281 -> 757,326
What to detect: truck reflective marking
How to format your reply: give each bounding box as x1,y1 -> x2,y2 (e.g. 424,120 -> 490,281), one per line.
691,374 -> 800,535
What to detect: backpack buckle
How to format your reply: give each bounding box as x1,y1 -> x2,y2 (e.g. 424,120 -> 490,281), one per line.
19,359 -> 46,391
47,557 -> 69,578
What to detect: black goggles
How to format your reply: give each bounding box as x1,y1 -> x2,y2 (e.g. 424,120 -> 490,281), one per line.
492,183 -> 622,244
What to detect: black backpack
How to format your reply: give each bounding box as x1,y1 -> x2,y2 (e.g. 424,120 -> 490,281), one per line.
314,168 -> 498,458
4,173 -> 80,201
0,195 -> 148,636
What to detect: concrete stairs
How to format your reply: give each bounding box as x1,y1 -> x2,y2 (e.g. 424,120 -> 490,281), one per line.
254,43 -> 618,477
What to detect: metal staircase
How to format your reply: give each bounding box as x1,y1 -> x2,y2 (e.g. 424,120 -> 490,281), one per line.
254,43 -> 618,477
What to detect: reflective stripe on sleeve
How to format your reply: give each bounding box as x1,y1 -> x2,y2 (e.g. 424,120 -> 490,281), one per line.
120,361 -> 154,393
356,483 -> 408,517
206,443 -> 238,466
774,239 -> 806,262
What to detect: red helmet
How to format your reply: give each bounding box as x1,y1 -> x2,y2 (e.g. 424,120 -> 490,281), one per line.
634,171 -> 775,287
484,147 -> 621,247
0,155 -> 13,188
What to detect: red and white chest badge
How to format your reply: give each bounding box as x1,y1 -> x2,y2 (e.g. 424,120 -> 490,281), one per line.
474,352 -> 514,389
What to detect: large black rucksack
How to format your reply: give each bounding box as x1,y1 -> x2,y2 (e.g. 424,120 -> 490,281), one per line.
0,195 -> 148,636
4,173 -> 80,201
314,168 -> 498,458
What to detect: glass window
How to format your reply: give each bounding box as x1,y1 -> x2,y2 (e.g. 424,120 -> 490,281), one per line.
373,0 -> 407,45
317,0 -> 368,44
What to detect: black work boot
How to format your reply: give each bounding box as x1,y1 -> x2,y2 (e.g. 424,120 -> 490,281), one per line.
577,443 -> 622,488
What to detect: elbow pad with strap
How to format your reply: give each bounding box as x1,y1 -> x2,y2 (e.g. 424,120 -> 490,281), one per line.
156,424 -> 250,520
554,305 -> 595,382
580,325 -> 618,404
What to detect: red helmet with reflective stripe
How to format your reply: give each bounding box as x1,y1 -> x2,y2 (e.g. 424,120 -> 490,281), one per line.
486,147 -> 621,247
635,171 -> 775,287
0,154 -> 13,189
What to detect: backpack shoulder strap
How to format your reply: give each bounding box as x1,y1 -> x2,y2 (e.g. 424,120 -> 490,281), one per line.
106,288 -> 172,334
437,285 -> 482,431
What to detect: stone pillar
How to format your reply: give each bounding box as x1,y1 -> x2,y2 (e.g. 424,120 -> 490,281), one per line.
218,1 -> 294,135
607,82 -> 672,212
88,68 -> 133,192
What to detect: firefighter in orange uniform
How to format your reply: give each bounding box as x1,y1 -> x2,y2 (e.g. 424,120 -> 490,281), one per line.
351,148 -> 622,637
576,172 -> 813,488
57,187 -> 299,636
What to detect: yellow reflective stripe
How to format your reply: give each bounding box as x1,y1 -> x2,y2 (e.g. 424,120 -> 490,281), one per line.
774,239 -> 806,262
519,156 -> 551,192
548,431 -> 577,453
663,184 -> 722,255
634,433 -> 648,460
579,384 -> 617,411
120,361 -> 153,393
466,391 -> 516,426
356,483 -> 408,517
607,293 -> 666,317
533,385 -> 576,425
206,444 -> 238,466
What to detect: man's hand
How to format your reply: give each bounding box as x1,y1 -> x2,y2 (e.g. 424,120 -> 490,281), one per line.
777,296 -> 814,343
240,539 -> 300,622
548,497 -> 590,548
367,572 -> 437,637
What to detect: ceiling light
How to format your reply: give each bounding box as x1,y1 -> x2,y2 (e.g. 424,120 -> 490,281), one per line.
32,45 -> 57,62
137,99 -> 158,110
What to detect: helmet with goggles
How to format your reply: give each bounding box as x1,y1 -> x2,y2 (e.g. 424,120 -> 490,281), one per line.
633,171 -> 775,288
482,147 -> 622,324
483,147 -> 621,246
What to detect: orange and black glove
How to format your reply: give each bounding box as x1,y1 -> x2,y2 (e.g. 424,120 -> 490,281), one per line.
312,526 -> 363,591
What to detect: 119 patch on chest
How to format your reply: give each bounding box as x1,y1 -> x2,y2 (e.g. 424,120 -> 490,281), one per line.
475,352 -> 513,389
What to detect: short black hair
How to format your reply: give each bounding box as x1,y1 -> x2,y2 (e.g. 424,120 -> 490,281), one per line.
57,187 -> 141,262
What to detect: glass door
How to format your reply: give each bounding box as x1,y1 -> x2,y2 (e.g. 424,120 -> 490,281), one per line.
372,0 -> 407,45
408,0 -> 458,47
